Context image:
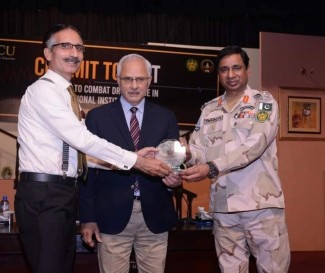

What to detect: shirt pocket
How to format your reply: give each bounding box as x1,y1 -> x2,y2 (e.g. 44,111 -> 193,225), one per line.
202,121 -> 224,147
230,117 -> 254,143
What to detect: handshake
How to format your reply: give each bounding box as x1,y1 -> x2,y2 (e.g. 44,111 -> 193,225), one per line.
133,139 -> 187,188
87,136 -> 212,184
87,139 -> 187,188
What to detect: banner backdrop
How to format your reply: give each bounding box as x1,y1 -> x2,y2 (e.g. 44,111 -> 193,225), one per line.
0,38 -> 218,129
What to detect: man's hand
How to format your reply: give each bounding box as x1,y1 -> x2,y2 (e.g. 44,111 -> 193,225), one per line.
136,147 -> 158,158
162,171 -> 182,187
179,163 -> 209,182
133,156 -> 171,177
80,222 -> 102,248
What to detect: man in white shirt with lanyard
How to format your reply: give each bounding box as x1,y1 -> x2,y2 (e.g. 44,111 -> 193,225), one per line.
14,24 -> 173,273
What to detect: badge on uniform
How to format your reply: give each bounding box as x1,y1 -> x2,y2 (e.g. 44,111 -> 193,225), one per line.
259,102 -> 272,111
256,111 -> 269,122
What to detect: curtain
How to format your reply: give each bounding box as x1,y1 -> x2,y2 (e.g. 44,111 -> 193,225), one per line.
0,4 -> 323,48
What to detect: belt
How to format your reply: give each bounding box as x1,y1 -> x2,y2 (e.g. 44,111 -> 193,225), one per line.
133,196 -> 141,200
19,172 -> 77,185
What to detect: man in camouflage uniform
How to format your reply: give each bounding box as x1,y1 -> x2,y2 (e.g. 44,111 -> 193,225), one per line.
179,45 -> 290,273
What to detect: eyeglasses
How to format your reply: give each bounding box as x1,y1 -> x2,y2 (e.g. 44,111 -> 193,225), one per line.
218,65 -> 244,74
118,76 -> 150,84
51,42 -> 85,53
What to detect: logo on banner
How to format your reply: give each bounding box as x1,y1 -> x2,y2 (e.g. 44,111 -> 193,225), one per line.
186,58 -> 199,72
0,44 -> 16,60
200,59 -> 214,73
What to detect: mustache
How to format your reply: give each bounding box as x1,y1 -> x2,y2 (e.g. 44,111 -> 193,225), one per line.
64,57 -> 81,64
128,90 -> 141,94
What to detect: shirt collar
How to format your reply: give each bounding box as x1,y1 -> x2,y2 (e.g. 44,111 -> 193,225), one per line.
43,69 -> 71,91
120,96 -> 145,115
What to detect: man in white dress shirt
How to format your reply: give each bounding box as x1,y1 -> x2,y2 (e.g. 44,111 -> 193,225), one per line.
14,24 -> 172,273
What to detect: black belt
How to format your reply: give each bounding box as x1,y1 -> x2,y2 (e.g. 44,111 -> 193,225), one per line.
19,172 -> 77,185
134,196 -> 141,200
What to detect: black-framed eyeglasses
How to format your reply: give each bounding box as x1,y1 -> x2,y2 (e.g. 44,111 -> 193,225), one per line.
51,42 -> 85,53
118,76 -> 151,84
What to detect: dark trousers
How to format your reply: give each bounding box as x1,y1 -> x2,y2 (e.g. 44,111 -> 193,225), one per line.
14,180 -> 77,273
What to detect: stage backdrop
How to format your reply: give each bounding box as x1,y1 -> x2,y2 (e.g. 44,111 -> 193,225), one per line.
0,38 -> 218,130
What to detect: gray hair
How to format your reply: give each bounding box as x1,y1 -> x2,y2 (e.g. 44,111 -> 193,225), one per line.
116,54 -> 152,77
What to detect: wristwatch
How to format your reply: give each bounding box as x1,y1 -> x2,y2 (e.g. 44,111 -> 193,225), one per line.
206,161 -> 219,179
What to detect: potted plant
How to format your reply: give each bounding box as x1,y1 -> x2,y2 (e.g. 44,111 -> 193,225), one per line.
1,166 -> 13,179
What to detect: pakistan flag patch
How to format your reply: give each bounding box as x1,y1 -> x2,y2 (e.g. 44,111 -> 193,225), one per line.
256,110 -> 269,122
259,102 -> 272,111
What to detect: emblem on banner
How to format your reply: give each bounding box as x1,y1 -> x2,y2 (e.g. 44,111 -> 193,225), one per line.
186,58 -> 199,72
200,59 -> 214,73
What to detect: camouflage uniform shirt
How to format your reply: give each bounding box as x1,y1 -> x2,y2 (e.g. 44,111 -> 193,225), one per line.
188,85 -> 285,213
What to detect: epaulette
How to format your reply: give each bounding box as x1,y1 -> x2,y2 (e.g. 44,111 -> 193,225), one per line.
255,91 -> 274,112
200,97 -> 220,111
254,91 -> 273,102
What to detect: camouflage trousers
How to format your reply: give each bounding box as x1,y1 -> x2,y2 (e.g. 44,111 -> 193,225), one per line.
212,208 -> 290,273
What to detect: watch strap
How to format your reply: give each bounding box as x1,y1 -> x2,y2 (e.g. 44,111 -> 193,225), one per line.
207,161 -> 219,179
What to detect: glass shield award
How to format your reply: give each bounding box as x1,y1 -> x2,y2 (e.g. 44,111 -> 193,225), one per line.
155,139 -> 186,173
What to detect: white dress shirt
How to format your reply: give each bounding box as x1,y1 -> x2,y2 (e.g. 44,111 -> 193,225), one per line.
18,69 -> 137,177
